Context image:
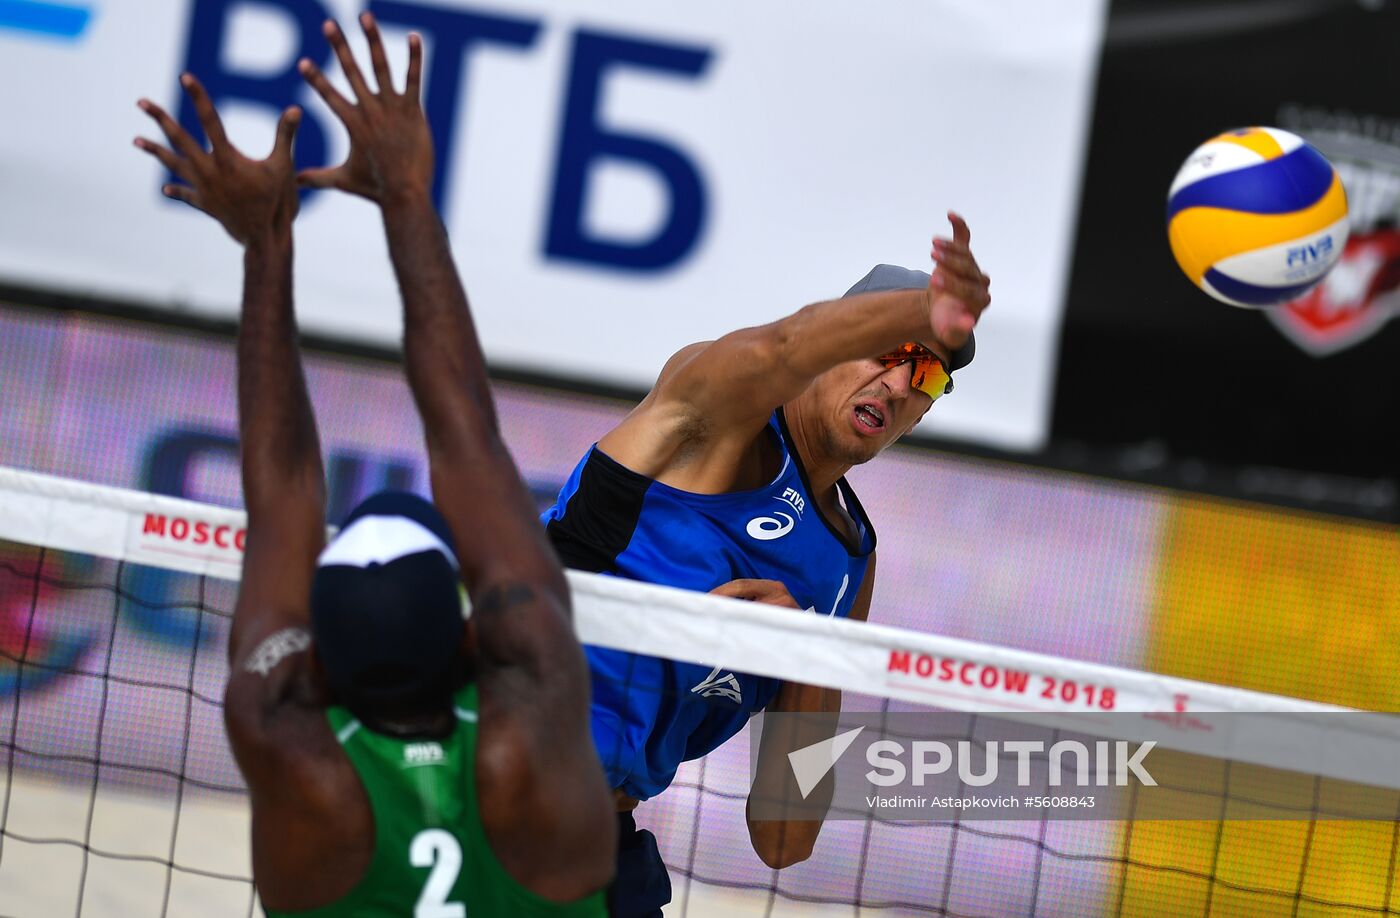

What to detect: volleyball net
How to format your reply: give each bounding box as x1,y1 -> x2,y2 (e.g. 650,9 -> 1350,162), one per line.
1,465 -> 1398,917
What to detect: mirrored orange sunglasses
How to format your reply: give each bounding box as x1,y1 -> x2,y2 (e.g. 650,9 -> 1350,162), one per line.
875,342 -> 954,402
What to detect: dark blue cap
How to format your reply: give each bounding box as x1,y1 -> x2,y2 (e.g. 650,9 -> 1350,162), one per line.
844,264 -> 976,372
310,492 -> 465,716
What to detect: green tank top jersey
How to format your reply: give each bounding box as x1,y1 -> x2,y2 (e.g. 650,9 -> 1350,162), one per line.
263,684 -> 607,917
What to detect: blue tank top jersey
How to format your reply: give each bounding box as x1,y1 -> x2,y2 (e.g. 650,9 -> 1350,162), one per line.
541,410 -> 876,801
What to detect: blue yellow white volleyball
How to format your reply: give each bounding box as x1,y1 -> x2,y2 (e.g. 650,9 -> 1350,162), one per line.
1166,127 -> 1349,308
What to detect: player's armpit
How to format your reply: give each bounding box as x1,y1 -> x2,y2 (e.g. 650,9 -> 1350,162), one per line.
591,340 -> 728,478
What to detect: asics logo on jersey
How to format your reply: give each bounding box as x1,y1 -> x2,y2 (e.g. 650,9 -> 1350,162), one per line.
690,666 -> 743,703
746,512 -> 794,540
746,488 -> 807,541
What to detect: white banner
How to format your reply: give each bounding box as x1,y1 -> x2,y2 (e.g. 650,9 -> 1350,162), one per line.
0,0 -> 1107,451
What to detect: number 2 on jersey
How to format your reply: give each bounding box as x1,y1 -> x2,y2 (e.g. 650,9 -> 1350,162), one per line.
410,829 -> 465,918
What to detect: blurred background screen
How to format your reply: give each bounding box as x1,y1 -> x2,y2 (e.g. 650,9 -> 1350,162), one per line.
1,0 -> 1397,915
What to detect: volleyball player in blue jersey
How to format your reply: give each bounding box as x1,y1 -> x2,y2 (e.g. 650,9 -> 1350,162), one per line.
543,228 -> 990,915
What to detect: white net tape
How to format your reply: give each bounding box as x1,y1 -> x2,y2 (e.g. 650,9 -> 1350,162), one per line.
2,464 -> 1395,786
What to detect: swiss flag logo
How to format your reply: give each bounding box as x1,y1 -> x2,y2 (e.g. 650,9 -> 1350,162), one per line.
1267,230 -> 1400,356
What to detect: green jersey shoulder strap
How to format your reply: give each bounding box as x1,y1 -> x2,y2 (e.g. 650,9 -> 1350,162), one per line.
262,683 -> 606,917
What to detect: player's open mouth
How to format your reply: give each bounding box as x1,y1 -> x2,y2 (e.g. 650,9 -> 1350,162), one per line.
853,403 -> 886,434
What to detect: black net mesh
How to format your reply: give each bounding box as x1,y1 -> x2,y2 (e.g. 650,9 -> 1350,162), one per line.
0,542 -> 254,916
2,538 -> 1398,917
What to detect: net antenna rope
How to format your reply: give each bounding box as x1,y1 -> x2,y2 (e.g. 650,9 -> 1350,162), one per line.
1,464 -> 1396,788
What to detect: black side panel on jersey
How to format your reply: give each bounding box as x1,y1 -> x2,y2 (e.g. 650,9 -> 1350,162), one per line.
545,449 -> 652,573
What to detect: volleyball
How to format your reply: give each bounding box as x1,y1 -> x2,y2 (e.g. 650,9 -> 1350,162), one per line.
1166,127 -> 1350,308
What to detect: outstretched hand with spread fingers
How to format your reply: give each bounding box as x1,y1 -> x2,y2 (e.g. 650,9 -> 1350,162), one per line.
297,12 -> 433,204
134,74 -> 301,246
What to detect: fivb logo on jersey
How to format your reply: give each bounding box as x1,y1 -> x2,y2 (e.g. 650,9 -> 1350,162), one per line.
746,487 -> 806,541
404,742 -> 446,767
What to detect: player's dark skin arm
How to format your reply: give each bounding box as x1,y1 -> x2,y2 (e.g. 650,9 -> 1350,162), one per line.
299,13 -> 614,900
135,87 -> 323,651
135,79 -> 371,911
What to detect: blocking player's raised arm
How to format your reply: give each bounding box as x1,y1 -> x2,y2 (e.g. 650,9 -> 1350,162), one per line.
135,85 -> 347,911
134,76 -> 324,680
639,218 -> 990,441
299,15 -> 564,610
299,18 -> 614,902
